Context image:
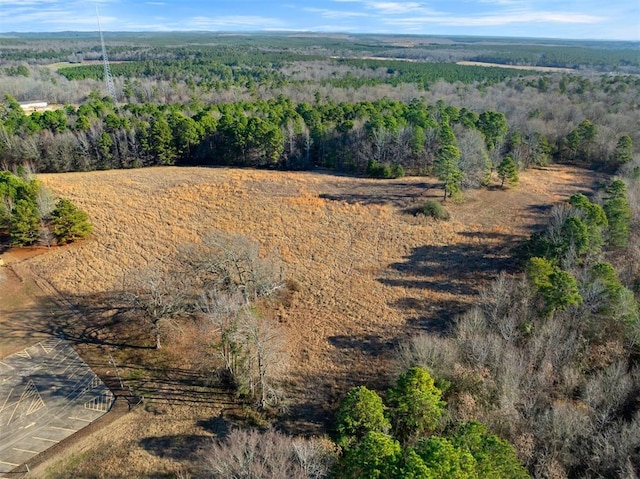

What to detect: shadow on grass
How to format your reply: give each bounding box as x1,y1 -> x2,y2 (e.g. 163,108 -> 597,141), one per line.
1,285 -> 241,412
378,231 -> 522,331
139,434 -> 211,461
318,178 -> 436,209
2,304 -> 153,351
328,334 -> 395,358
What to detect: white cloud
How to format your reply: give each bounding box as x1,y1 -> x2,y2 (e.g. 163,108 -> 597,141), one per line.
385,10 -> 603,27
368,2 -> 424,14
303,7 -> 369,18
0,0 -> 633,39
186,15 -> 287,30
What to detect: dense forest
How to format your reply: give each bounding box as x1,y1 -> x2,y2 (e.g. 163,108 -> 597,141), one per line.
1,34 -> 638,180
1,33 -> 639,478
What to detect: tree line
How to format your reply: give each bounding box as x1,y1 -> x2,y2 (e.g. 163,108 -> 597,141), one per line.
3,33 -> 637,73
395,172 -> 640,477
0,169 -> 92,247
3,91 -> 634,197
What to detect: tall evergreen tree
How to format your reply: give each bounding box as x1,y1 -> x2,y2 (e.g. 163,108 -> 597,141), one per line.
435,144 -> 463,201
10,199 -> 40,246
603,179 -> 633,248
387,367 -> 445,444
497,156 -> 518,188
613,135 -> 633,165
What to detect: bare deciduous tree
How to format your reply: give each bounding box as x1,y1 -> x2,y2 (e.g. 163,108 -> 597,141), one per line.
200,289 -> 288,408
238,310 -> 288,409
182,231 -> 284,304
200,428 -> 336,479
128,262 -> 189,349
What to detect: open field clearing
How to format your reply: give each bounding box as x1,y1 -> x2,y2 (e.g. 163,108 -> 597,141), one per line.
456,60 -> 575,72
27,166 -> 602,404
0,165 -> 603,476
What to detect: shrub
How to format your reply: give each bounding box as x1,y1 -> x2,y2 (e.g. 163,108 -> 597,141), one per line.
335,386 -> 390,449
391,164 -> 405,178
366,159 -> 404,179
51,198 -> 93,244
418,200 -> 450,221
201,428 -> 336,479
387,367 -> 446,443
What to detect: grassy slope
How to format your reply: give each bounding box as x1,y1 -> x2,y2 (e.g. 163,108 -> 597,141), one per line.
9,164 -> 602,477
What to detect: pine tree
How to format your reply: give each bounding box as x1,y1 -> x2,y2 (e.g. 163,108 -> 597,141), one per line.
603,180 -> 632,248
51,198 -> 92,244
435,144 -> 463,201
613,135 -> 633,165
335,386 -> 390,449
10,199 -> 40,246
497,156 -> 519,188
387,367 -> 445,443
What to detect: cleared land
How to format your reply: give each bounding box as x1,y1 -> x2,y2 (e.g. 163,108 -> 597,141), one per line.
456,60 -> 575,72
0,165 -> 604,477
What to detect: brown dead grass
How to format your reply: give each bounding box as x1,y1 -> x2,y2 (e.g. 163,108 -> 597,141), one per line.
2,164 -> 603,477
29,165 -> 603,384
456,60 -> 575,73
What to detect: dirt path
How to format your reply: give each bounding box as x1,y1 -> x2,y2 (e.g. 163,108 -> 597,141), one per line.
0,249 -> 55,358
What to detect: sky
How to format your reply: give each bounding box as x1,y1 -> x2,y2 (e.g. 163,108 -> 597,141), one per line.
0,0 -> 638,41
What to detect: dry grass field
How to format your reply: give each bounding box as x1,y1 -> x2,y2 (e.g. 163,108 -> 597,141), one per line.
456,60 -> 575,72
0,164 -> 603,477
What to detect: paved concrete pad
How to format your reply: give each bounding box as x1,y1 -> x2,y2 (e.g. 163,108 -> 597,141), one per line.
0,339 -> 114,477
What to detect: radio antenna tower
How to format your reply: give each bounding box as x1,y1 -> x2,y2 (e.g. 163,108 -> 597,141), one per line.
96,6 -> 117,103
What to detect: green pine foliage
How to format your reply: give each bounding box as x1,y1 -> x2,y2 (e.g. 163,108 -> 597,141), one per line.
335,386 -> 391,449
452,422 -> 529,479
418,200 -> 450,221
559,216 -> 590,256
387,367 -> 446,443
497,156 -> 519,188
51,198 -> 93,244
9,199 -> 40,246
1,171 -> 41,245
568,193 -> 607,254
332,367 -> 529,478
477,111 -> 508,151
589,262 -> 639,325
526,257 -> 582,314
562,120 -> 597,162
1,170 -> 92,247
414,436 -> 477,479
613,135 -> 633,165
520,194 -> 607,265
603,179 -> 633,248
366,160 -> 405,179
435,144 -> 464,201
341,431 -> 403,479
